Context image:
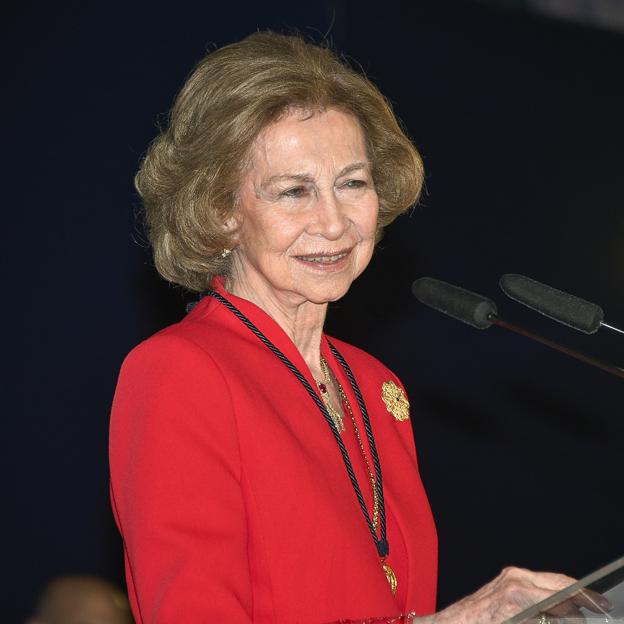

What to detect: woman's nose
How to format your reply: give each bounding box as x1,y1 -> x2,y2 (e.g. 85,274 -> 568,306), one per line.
306,192 -> 348,240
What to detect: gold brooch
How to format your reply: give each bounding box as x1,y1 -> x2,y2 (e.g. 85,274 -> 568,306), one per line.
381,381 -> 410,422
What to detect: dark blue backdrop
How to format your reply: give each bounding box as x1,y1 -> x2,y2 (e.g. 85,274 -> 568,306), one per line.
5,1 -> 623,621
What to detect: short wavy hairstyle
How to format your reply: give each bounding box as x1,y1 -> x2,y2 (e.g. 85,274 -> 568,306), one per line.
135,31 -> 424,292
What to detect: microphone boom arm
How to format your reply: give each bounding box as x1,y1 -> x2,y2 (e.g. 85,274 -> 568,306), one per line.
489,315 -> 624,380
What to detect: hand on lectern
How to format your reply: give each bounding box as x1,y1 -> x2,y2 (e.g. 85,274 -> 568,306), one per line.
428,566 -> 610,624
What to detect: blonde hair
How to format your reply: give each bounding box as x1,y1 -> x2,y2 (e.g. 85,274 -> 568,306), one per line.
135,31 -> 424,292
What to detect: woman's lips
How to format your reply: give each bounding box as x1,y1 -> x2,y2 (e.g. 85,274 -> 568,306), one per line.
293,248 -> 353,270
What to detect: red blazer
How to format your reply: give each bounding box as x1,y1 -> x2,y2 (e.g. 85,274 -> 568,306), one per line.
109,279 -> 437,623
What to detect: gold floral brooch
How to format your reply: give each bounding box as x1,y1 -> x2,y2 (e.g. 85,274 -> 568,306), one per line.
381,381 -> 410,422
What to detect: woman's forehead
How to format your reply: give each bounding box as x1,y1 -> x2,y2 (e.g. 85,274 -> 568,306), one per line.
247,108 -> 369,179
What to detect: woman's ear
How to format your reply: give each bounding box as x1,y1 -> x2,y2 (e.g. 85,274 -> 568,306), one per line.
223,209 -> 242,243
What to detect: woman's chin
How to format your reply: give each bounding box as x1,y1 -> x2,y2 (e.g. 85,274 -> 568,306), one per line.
296,281 -> 354,306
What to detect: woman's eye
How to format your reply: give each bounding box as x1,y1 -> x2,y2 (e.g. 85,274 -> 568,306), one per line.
342,179 -> 368,189
280,186 -> 307,199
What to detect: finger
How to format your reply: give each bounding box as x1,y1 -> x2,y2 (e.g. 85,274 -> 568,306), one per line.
542,589 -> 612,621
570,588 -> 612,613
545,597 -> 584,618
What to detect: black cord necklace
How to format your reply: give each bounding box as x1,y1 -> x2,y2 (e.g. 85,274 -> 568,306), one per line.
204,289 -> 397,593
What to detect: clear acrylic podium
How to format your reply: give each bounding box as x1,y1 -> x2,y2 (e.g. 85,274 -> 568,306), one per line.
505,556 -> 624,623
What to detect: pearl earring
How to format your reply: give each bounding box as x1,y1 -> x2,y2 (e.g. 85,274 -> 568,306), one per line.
221,248 -> 231,258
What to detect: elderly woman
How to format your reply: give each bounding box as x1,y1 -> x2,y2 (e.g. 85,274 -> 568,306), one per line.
110,32 -> 580,623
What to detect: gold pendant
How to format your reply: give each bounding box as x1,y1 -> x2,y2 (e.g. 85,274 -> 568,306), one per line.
381,559 -> 398,595
381,381 -> 410,422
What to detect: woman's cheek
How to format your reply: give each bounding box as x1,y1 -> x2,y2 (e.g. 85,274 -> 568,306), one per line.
365,204 -> 380,239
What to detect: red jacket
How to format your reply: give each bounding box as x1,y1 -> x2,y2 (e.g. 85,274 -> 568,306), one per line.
109,279 -> 437,623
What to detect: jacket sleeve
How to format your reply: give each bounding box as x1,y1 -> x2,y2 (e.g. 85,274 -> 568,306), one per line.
109,333 -> 253,623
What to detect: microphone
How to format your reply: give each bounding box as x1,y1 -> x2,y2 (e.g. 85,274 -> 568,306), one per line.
499,274 -> 623,336
411,277 -> 497,329
412,276 -> 624,380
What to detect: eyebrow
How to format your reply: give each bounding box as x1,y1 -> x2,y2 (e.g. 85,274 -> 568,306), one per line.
261,161 -> 371,189
338,161 -> 370,177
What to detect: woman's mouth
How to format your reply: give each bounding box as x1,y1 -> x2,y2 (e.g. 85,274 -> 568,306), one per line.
294,249 -> 352,269
297,252 -> 348,263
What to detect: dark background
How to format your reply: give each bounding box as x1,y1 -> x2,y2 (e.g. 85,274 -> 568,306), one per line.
4,1 -> 623,621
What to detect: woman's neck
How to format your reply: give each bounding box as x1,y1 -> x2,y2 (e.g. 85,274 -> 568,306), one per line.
225,273 -> 327,379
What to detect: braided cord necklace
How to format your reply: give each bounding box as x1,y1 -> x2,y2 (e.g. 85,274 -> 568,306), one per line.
205,289 -> 396,593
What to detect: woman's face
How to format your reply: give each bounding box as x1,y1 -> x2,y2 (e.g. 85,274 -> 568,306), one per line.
229,107 -> 379,309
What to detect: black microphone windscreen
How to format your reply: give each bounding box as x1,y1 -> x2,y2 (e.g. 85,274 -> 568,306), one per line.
412,277 -> 498,329
499,274 -> 603,334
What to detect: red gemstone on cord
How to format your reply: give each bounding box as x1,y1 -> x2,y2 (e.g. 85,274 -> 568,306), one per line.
319,383 -> 327,393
